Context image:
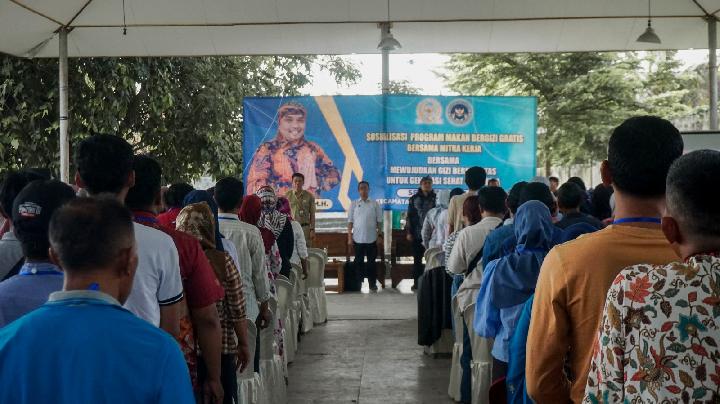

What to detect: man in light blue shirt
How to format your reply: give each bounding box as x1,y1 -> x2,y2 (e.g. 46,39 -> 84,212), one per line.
0,180 -> 76,327
347,181 -> 383,291
0,197 -> 194,404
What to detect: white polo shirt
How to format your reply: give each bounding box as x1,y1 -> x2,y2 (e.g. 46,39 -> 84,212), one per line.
123,222 -> 184,327
348,198 -> 382,244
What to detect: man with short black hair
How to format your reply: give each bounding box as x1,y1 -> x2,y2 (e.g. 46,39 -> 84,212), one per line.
215,177 -> 272,340
555,182 -> 604,230
406,176 -> 436,289
74,134 -> 184,337
482,181 -> 528,266
548,176 -> 559,195
448,166 -> 486,234
585,149 -> 720,402
447,186 -> 507,276
0,171 -> 45,280
487,178 -> 500,187
0,198 -> 194,403
527,116 -> 683,403
348,181 -> 383,291
0,180 -> 75,327
285,172 -> 316,246
126,155 -> 228,402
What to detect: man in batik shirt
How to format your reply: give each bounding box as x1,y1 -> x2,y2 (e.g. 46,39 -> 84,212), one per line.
246,102 -> 340,197
585,150 -> 720,403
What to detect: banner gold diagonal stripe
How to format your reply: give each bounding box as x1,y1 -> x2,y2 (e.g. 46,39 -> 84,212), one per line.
314,96 -> 363,211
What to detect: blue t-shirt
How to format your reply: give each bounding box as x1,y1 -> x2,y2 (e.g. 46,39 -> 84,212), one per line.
0,262 -> 64,328
0,290 -> 194,404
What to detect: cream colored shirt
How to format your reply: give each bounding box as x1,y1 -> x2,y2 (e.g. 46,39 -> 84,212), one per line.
447,190 -> 476,233
447,216 -> 503,312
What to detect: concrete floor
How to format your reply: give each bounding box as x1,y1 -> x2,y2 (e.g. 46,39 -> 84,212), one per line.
287,280 -> 453,404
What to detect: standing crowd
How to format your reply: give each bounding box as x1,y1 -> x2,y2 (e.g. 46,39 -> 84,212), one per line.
399,115 -> 720,404
0,135 -> 318,403
1,114 -> 720,404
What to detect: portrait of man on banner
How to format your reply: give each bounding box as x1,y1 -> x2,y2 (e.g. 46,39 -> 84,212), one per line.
246,102 -> 341,197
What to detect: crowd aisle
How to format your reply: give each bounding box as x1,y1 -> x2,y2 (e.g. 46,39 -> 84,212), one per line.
287,281 -> 452,404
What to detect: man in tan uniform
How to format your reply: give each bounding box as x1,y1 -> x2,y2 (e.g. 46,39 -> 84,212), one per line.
286,173 -> 315,247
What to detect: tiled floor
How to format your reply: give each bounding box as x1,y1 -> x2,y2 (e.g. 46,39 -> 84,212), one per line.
287,280 -> 453,404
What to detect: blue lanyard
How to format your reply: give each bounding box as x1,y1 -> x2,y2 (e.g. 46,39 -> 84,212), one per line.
19,263 -> 63,276
612,217 -> 661,225
219,216 -> 239,221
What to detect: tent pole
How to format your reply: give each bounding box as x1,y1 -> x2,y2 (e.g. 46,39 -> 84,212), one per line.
709,17 -> 718,131
381,47 -> 393,280
59,28 -> 70,183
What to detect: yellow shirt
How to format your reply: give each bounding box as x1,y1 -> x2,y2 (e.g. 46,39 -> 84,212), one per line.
526,224 -> 679,404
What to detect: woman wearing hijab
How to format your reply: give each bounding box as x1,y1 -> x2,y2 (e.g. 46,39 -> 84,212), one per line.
183,190 -> 245,272
422,189 -> 451,249
277,197 -> 308,279
239,194 -> 287,359
473,200 -> 555,381
240,195 -> 281,292
256,186 -> 295,278
176,201 -> 249,404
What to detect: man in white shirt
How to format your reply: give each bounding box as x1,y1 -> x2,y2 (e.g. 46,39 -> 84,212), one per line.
74,135 -> 183,336
214,177 -> 272,328
347,181 -> 383,292
447,186 -> 507,311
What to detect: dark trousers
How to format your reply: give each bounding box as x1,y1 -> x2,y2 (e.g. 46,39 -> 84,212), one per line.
354,241 -> 378,289
221,354 -> 238,404
198,354 -> 238,404
412,239 -> 426,284
460,320 -> 473,403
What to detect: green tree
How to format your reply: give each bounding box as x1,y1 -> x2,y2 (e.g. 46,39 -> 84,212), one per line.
0,55 -> 359,181
379,79 -> 421,95
443,52 -> 700,173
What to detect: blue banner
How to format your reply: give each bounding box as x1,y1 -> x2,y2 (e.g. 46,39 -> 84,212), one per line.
243,95 -> 537,212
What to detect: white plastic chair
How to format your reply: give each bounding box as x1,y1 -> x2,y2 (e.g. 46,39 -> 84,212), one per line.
448,296 -> 464,401
258,297 -> 286,404
463,303 -> 494,404
237,321 -> 263,404
293,262 -> 314,334
276,275 -> 294,365
306,251 -> 328,324
285,270 -> 300,364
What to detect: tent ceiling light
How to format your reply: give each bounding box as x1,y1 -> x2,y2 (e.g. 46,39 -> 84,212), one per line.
637,0 -> 661,44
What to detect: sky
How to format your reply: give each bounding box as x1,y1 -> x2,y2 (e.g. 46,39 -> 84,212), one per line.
302,50 -> 711,96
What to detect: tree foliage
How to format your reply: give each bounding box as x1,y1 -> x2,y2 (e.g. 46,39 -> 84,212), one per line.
0,55 -> 359,181
380,79 -> 421,95
443,52 -> 700,171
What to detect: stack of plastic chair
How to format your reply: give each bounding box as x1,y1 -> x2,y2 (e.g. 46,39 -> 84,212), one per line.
463,302 -> 494,404
289,267 -> 303,337
293,262 -> 314,334
448,296 -> 463,401
258,297 -> 286,404
284,271 -> 299,364
276,276 -> 295,370
237,321 -> 264,404
306,248 -> 328,324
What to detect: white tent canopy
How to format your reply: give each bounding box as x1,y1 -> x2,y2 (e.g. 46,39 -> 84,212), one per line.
2,0 -> 720,187
1,0 -> 719,57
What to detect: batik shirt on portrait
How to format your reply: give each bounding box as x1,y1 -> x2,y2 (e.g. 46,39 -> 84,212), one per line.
246,137 -> 340,197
